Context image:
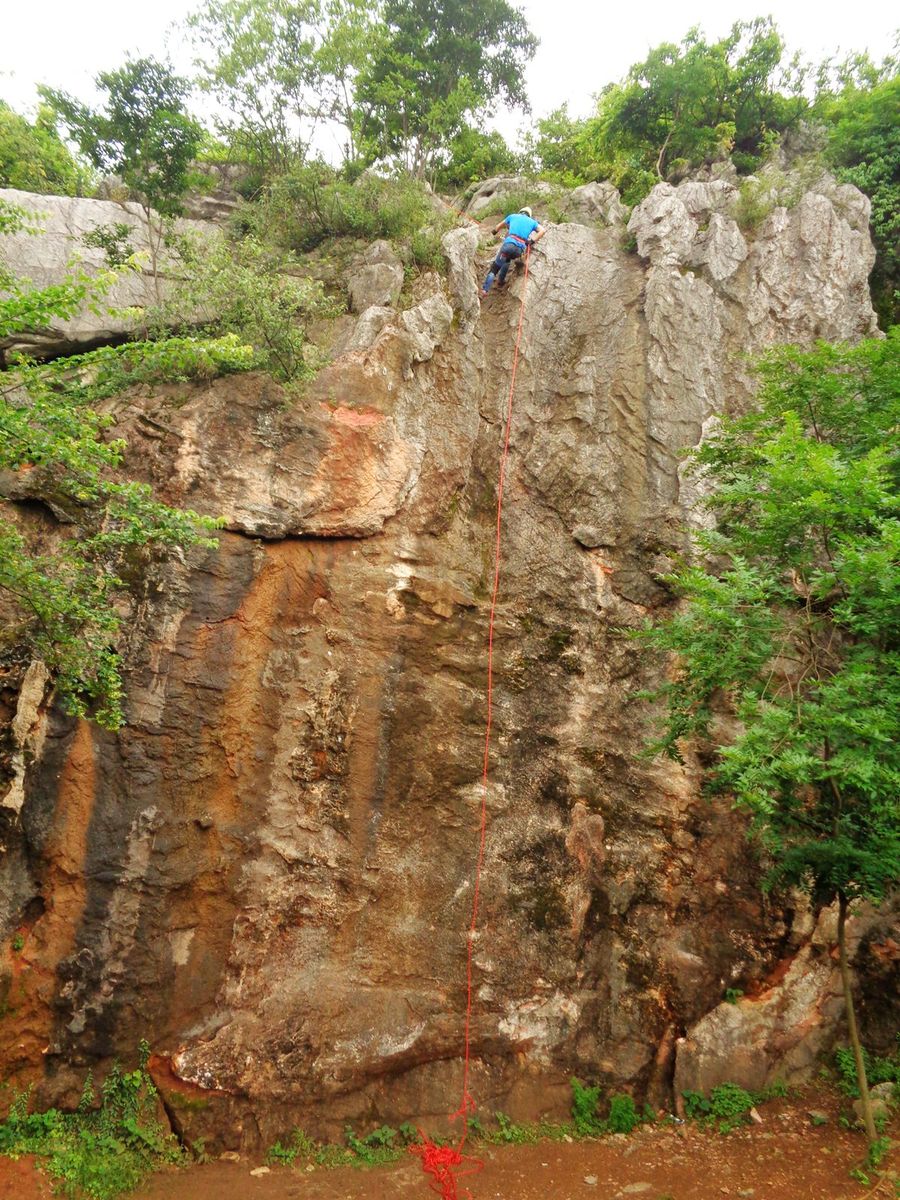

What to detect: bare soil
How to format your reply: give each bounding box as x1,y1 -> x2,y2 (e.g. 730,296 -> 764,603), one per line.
1,1089 -> 895,1200
0,1155 -> 53,1199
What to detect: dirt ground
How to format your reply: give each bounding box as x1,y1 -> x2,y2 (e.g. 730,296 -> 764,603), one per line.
1,1089 -> 895,1200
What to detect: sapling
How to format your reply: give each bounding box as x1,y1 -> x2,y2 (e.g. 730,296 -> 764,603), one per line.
638,333 -> 900,1147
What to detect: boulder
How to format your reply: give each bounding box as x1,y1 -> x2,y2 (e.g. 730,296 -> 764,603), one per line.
690,213 -> 748,281
673,904 -> 889,1097
343,304 -> 395,352
347,261 -> 404,312
562,182 -> 628,226
0,187 -> 216,358
627,184 -> 696,264
463,174 -> 557,217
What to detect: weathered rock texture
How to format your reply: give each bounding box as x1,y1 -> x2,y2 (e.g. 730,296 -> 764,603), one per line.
0,175 -> 889,1151
0,188 -> 215,359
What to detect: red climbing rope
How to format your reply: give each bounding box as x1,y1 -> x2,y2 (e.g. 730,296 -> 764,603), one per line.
413,246 -> 533,1200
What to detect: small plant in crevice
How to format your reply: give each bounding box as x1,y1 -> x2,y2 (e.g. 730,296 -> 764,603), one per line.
491,1112 -> 541,1145
81,222 -> 136,267
723,987 -> 744,1005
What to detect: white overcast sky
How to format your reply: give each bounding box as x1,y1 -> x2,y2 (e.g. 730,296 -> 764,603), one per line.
2,0 -> 897,138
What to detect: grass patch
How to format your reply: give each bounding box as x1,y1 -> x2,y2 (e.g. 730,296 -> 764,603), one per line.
267,1121 -> 420,1169
731,156 -> 827,230
476,182 -> 570,225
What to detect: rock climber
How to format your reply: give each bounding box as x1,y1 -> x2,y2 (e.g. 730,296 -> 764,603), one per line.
481,206 -> 546,299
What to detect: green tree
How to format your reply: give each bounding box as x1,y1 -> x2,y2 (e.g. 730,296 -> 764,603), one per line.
0,199 -> 247,727
433,122 -> 520,191
187,0 -> 376,175
817,56 -> 900,329
41,58 -> 203,288
521,104 -> 586,185
561,19 -> 807,203
356,0 -> 537,178
638,333 -> 900,1146
0,101 -> 91,195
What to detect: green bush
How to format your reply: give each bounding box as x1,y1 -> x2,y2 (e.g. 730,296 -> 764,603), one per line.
254,163 -> 441,254
19,335 -> 257,405
683,1082 -> 757,1132
835,1044 -> 900,1099
149,232 -> 339,382
570,1077 -> 604,1135
0,1043 -> 182,1198
607,1094 -> 639,1134
570,1079 -> 645,1136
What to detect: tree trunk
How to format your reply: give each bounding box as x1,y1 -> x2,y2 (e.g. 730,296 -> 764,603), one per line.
837,891 -> 877,1145
656,129 -> 673,180
143,205 -> 164,307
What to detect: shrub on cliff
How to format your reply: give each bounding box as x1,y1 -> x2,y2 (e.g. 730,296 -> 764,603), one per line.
146,228 -> 339,382
250,162 -> 441,252
638,331 -> 900,1147
526,19 -> 808,202
817,61 -> 899,329
0,198 -> 251,727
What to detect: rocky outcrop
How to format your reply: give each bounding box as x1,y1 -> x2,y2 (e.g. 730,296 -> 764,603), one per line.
673,903 -> 895,1098
0,173 -> 886,1151
0,188 -> 215,358
347,240 -> 405,313
463,175 -> 628,226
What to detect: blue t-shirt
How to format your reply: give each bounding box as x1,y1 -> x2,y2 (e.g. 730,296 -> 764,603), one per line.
504,213 -> 539,242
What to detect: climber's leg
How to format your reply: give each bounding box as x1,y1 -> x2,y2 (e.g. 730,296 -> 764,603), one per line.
496,244 -> 523,288
483,250 -> 508,296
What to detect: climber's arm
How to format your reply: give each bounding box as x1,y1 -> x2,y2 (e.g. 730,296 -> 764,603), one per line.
491,218 -> 510,237
529,223 -> 547,244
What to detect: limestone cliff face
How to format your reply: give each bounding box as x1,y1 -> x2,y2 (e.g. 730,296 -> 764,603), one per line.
0,187 -> 215,361
0,174 -> 890,1149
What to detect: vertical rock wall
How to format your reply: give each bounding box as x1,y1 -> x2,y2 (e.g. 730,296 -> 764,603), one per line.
0,175 -> 888,1149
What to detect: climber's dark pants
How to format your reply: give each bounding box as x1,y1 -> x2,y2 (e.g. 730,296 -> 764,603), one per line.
483,239 -> 526,293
